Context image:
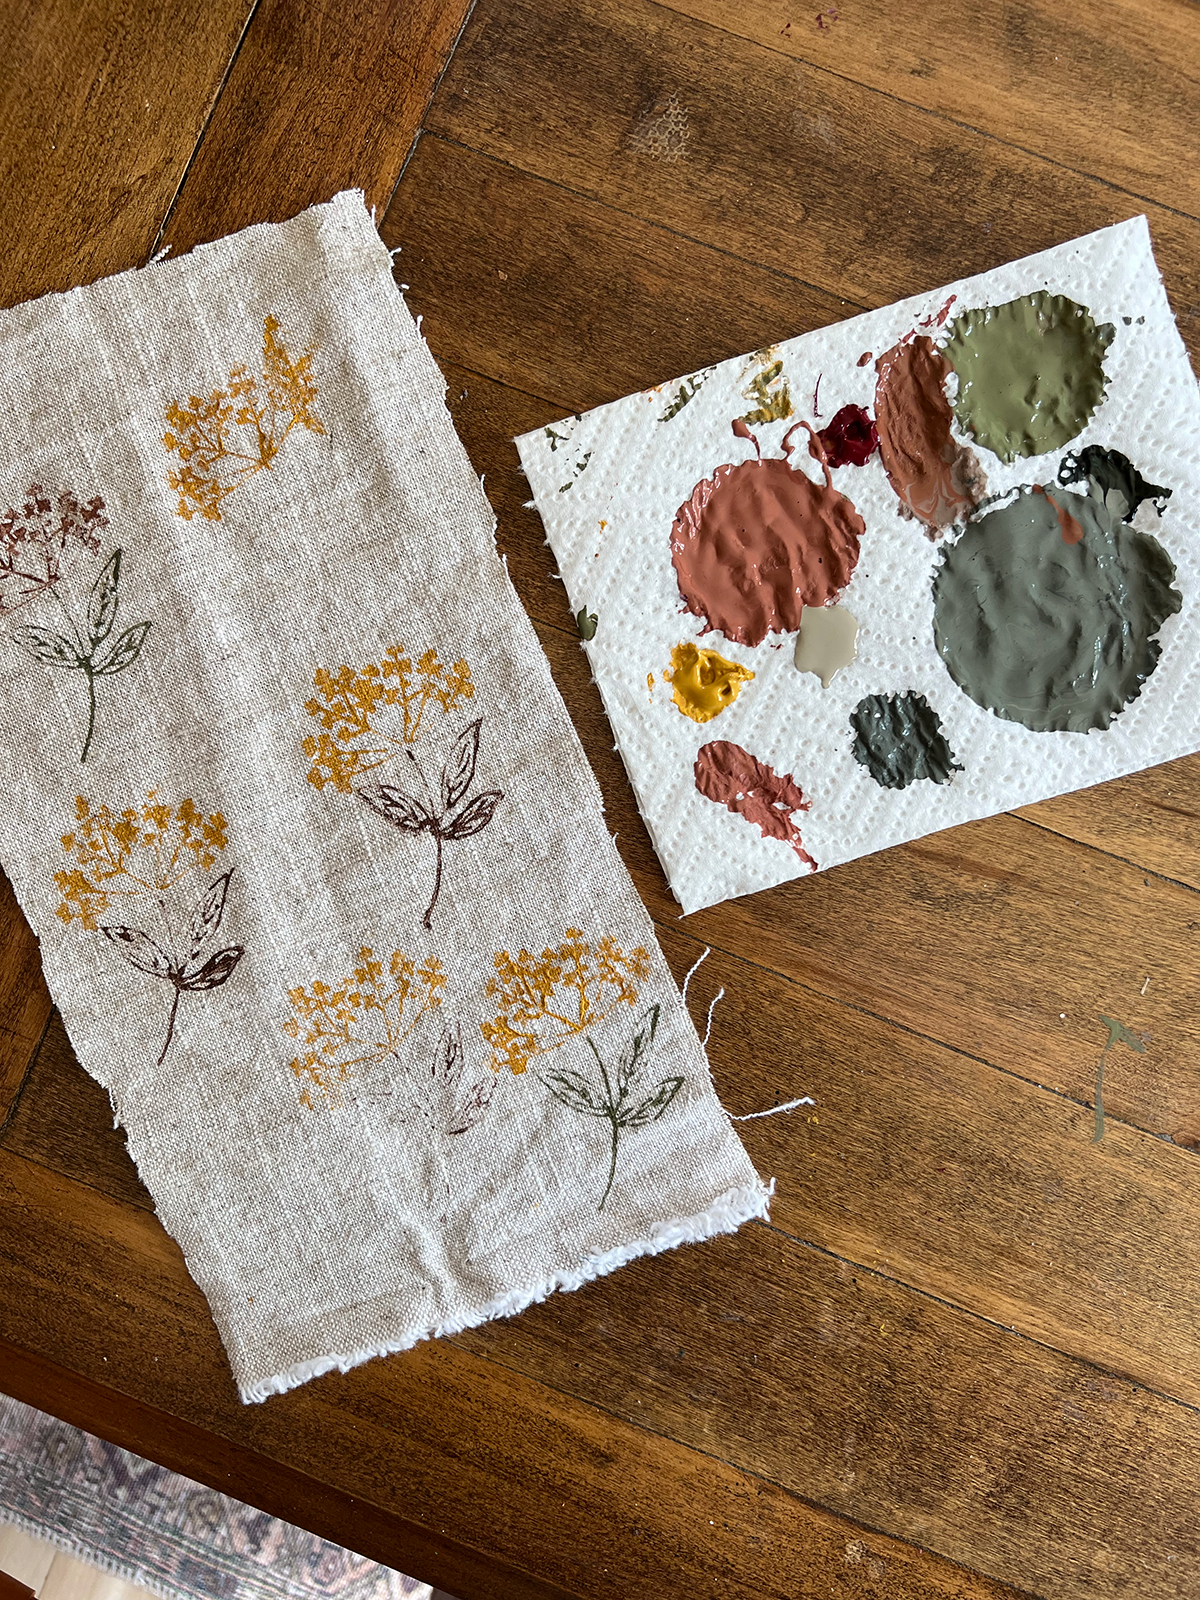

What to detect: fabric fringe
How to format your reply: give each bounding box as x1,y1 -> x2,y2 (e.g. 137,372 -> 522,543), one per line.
241,1178 -> 772,1403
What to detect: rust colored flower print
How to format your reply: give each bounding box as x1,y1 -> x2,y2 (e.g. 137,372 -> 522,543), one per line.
480,926 -> 650,1077
55,792 -> 243,1064
163,315 -> 325,521
2,487 -> 151,760
283,947 -> 473,1123
302,644 -> 501,929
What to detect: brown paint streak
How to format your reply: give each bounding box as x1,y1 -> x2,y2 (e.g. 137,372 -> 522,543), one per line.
670,422 -> 864,647
1032,483 -> 1085,545
694,740 -> 817,869
874,336 -> 986,535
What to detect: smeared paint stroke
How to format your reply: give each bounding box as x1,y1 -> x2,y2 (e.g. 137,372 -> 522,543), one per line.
1031,483 -> 1085,545
849,691 -> 961,789
812,374 -> 823,417
810,404 -> 878,468
794,604 -> 858,688
932,486 -> 1182,733
874,336 -> 987,534
918,293 -> 957,330
660,365 -> 716,422
670,419 -> 865,647
943,292 -> 1114,463
741,352 -> 793,424
665,641 -> 755,723
1092,1014 -> 1145,1143
558,450 -> 593,493
694,739 -> 817,869
1057,445 -> 1172,523
856,351 -> 873,367
576,606 -> 598,640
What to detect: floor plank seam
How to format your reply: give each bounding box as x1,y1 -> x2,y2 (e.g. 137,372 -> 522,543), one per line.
444,1335 -> 1047,1600
763,1223 -> 1200,1417
0,1009 -> 56,1141
637,0 -> 1200,230
1013,811 -> 1200,899
146,0 -> 266,262
385,0 -> 482,209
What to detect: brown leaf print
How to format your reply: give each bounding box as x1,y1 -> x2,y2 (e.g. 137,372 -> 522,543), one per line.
480,926 -> 650,1076
694,740 -> 817,870
55,792 -> 243,1063
163,315 -> 325,521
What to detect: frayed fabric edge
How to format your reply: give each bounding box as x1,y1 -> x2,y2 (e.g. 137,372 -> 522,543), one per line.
240,1177 -> 772,1404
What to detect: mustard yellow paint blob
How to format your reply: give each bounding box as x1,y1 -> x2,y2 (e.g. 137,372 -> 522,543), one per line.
647,672 -> 655,695
664,641 -> 754,723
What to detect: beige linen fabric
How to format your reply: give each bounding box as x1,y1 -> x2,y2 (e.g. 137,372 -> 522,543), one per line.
0,192 -> 766,1402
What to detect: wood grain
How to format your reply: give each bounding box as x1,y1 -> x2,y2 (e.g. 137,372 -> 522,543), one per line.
0,874 -> 50,1129
0,1147 -> 1027,1600
0,0 -> 255,308
157,0 -> 475,257
651,0 -> 1200,220
422,0 -> 1200,359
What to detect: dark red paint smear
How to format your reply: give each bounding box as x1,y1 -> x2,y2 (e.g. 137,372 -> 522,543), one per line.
1032,483 -> 1085,544
694,740 -> 817,869
809,403 -> 878,468
670,419 -> 865,647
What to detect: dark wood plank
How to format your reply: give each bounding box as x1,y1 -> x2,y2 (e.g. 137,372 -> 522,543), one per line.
0,874 -> 50,1128
421,0 -> 1200,359
651,0 -> 1200,220
0,0 -> 255,308
0,1151 -> 1025,1600
157,0 -> 476,257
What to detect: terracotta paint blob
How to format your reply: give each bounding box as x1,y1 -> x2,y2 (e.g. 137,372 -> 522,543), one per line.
793,603 -> 858,688
1058,445 -> 1172,524
694,740 -> 817,870
874,336 -> 987,535
810,404 -> 878,468
943,292 -> 1115,463
665,640 -> 755,723
849,691 -> 961,789
856,351 -> 873,367
1031,483 -> 1085,545
670,419 -> 865,646
932,485 -> 1182,733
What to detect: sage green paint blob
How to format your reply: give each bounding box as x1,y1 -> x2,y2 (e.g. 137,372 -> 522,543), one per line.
1093,1015 -> 1145,1144
943,292 -> 1114,463
932,485 -> 1182,734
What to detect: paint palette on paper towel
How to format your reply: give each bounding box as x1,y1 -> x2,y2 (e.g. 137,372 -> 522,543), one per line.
516,218 -> 1200,915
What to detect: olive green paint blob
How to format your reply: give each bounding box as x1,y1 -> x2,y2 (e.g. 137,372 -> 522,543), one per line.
932,485 -> 1182,734
849,691 -> 962,790
943,292 -> 1114,463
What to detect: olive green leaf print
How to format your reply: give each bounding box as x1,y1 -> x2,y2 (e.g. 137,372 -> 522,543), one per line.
541,1004 -> 684,1209
1,487 -> 150,760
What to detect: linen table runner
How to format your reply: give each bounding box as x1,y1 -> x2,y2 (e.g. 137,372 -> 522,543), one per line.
0,192 -> 766,1401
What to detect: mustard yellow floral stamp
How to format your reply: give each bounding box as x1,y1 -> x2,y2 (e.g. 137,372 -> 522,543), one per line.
55,792 -> 244,1063
301,643 -> 502,929
163,315 -> 325,520
481,927 -> 680,1209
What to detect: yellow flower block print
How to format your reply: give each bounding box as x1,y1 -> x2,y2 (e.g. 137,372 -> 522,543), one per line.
163,315 -> 325,521
480,926 -> 651,1074
55,791 -> 228,931
664,641 -> 754,723
302,644 -> 475,792
284,947 -> 446,1109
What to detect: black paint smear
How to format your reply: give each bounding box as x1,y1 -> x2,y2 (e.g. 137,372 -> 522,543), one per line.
849,691 -> 962,790
1057,445 -> 1172,523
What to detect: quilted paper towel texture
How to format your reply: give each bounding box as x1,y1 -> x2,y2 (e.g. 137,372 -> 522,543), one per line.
0,192 -> 766,1401
517,218 -> 1200,914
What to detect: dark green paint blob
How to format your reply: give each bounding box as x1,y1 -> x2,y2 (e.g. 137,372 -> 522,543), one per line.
932,485 -> 1182,734
849,691 -> 962,790
943,293 -> 1114,463
1057,444 -> 1172,523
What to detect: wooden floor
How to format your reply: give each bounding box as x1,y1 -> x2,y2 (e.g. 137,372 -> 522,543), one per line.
1,2 -> 1199,1597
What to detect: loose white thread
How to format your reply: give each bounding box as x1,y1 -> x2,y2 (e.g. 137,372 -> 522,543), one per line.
146,245 -> 171,267
731,1095 -> 815,1121
702,987 -> 724,1046
681,945 -> 710,1007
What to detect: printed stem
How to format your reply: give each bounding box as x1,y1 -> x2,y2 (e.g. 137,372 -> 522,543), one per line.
423,831 -> 444,931
80,663 -> 96,762
1093,1043 -> 1110,1144
599,1114 -> 620,1210
158,984 -> 183,1067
